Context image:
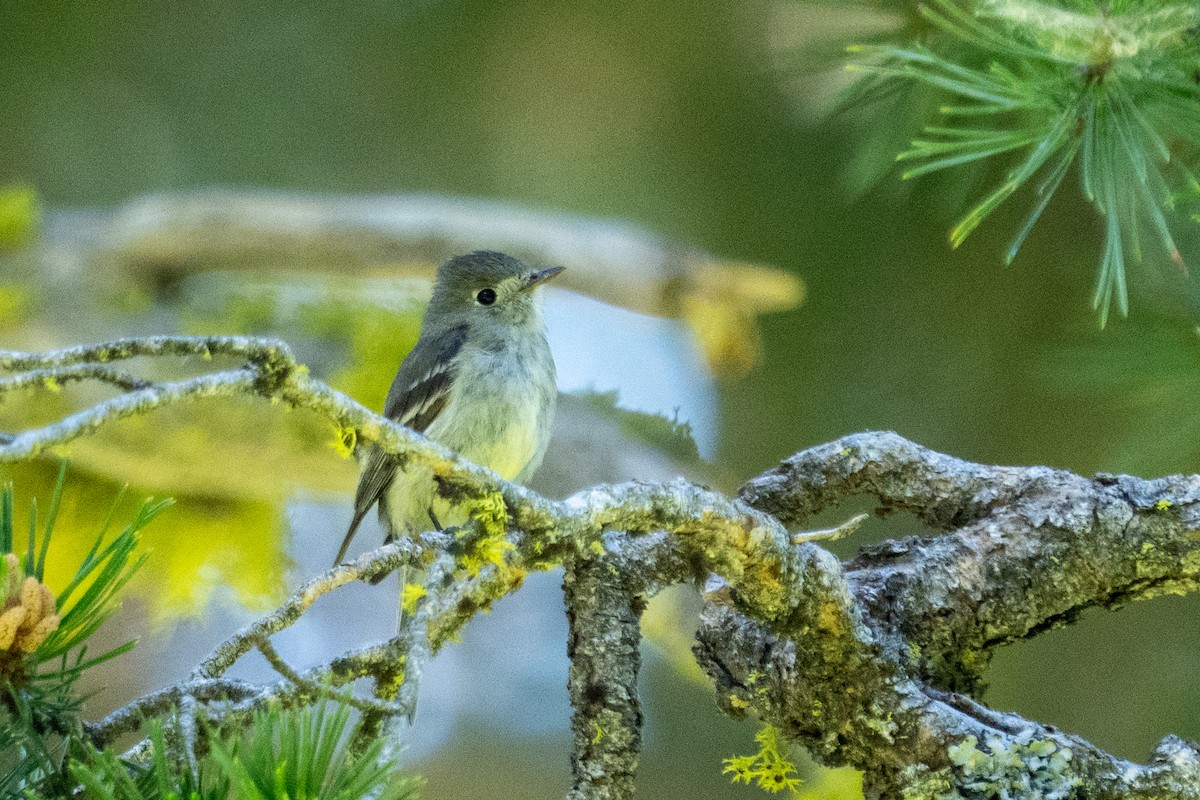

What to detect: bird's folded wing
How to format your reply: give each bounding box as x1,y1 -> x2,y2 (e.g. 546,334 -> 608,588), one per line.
333,324 -> 469,565
382,324 -> 468,433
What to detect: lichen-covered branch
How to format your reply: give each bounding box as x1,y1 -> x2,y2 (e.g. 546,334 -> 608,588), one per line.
742,432 -> 1200,691
6,340 -> 1200,799
695,599 -> 1200,800
83,678 -> 261,744
739,431 -> 1026,530
190,542 -> 413,681
714,431 -> 1200,798
563,544 -> 645,800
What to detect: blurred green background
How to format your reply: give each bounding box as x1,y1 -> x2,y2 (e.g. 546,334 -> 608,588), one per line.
4,1 -> 1200,798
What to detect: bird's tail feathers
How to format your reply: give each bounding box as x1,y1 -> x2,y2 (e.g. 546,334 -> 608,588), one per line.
394,563 -> 410,627
333,509 -> 369,567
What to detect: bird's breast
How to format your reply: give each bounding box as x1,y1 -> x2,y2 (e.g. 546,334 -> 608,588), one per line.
424,340 -> 556,481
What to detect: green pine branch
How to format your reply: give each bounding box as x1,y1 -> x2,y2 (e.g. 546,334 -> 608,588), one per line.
849,0 -> 1200,325
72,702 -> 420,800
1,470 -> 421,799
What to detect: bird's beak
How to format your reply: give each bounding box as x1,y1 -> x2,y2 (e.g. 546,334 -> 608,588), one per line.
523,266 -> 565,290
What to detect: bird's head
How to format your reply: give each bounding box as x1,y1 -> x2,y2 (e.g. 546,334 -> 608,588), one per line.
427,251 -> 564,333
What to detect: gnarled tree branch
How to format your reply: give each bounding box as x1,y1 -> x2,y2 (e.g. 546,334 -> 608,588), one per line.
3,339 -> 1199,799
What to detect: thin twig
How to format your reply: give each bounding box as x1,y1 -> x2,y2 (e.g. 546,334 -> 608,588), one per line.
0,364 -> 152,394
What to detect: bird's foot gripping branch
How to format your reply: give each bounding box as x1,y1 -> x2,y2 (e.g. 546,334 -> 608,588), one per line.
3,337 -> 1200,798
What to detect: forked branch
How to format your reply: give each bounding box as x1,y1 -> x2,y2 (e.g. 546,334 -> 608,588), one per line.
3,338 -> 1199,799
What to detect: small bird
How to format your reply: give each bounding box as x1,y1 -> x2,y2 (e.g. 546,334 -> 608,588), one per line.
334,251 -> 562,586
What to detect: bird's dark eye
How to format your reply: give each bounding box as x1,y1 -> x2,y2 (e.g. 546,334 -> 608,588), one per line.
476,288 -> 497,306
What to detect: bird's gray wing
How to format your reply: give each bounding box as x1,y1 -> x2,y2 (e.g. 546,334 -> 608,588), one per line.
333,324 -> 468,566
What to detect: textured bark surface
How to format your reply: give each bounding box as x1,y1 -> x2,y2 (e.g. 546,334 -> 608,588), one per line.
564,544 -> 645,800
715,432 -> 1200,799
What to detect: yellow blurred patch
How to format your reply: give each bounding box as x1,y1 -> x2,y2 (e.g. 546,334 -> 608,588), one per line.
325,303 -> 422,411
138,495 -> 284,625
0,461 -> 286,625
792,767 -> 863,800
60,398 -> 357,502
0,185 -> 38,250
681,262 -> 804,378
640,586 -> 709,686
0,285 -> 33,329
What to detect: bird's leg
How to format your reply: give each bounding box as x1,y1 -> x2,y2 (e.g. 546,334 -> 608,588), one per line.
427,508 -> 443,531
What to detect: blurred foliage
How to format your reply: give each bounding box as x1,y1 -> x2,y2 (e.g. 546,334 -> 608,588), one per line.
641,587 -> 708,687
848,0 -> 1200,325
678,261 -> 807,377
181,269 -> 422,482
1042,312 -> 1200,472
578,390 -> 699,464
0,284 -> 33,331
0,185 -> 37,251
0,461 -> 285,624
0,468 -> 159,796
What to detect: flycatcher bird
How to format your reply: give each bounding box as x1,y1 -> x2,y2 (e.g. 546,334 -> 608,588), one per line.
334,251 -> 562,582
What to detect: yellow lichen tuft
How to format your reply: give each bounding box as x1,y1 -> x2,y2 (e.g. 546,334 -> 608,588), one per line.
374,661 -> 407,702
455,491 -> 518,578
459,535 -> 516,578
723,724 -> 803,796
329,423 -> 358,460
401,583 -> 427,616
465,491 -> 508,539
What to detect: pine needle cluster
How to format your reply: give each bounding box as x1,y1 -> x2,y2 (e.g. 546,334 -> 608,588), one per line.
0,468 -> 420,799
72,702 -> 420,800
849,0 -> 1200,324
0,465 -> 158,795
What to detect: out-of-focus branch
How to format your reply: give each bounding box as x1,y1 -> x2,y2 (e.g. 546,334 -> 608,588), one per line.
95,189 -> 805,375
